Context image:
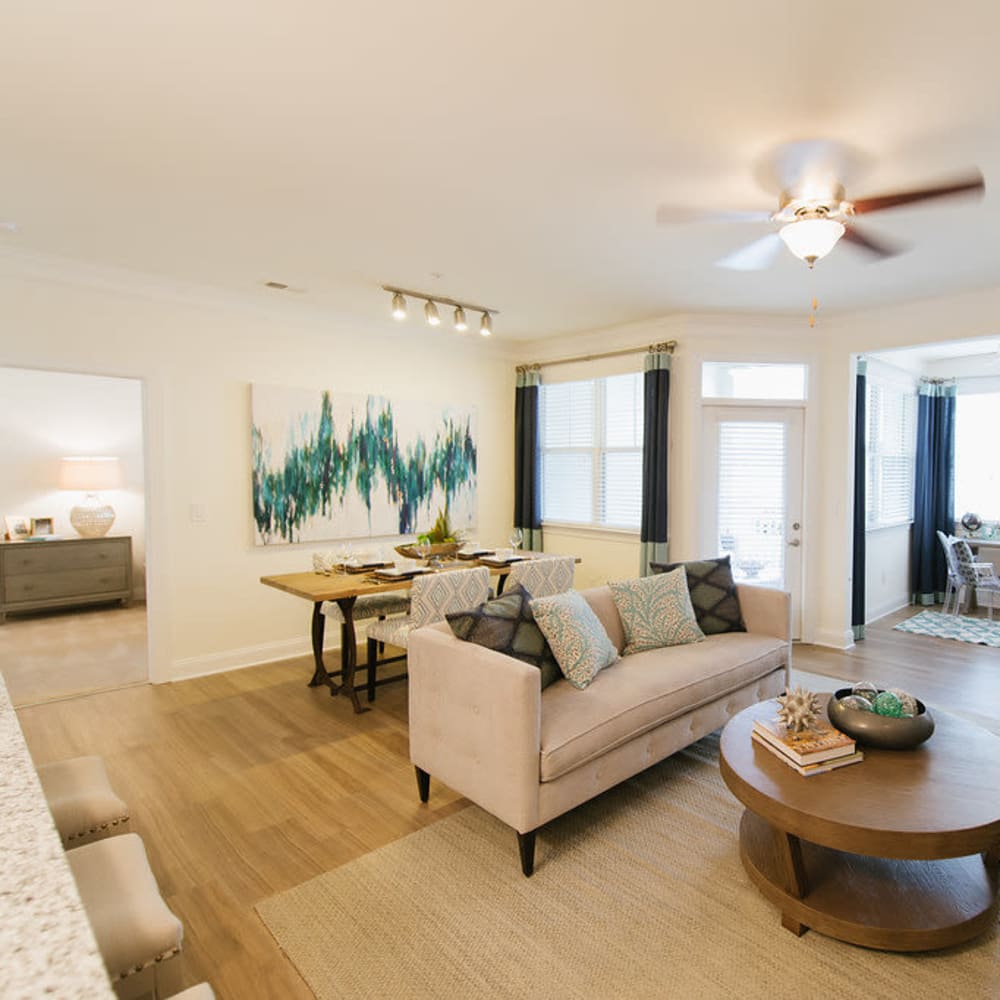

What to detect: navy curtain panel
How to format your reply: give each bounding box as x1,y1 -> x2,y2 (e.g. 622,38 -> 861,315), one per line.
911,381 -> 956,605
852,360 -> 867,641
514,368 -> 543,552
640,350 -> 671,576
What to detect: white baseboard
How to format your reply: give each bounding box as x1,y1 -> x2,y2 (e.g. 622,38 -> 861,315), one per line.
169,636 -> 340,681
867,598 -> 911,623
811,627 -> 855,650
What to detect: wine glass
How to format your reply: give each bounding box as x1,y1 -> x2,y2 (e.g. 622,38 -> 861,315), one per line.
509,527 -> 523,552
416,539 -> 431,565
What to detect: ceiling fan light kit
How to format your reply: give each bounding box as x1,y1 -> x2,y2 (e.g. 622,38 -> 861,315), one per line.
779,217 -> 846,267
382,285 -> 498,336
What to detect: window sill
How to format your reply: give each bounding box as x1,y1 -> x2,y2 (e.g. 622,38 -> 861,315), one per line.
865,521 -> 913,533
542,522 -> 640,543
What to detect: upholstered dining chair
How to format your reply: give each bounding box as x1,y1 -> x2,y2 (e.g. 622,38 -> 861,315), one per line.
936,530 -> 963,615
505,555 -> 576,599
364,567 -> 490,702
321,591 -> 411,673
951,537 -> 1000,619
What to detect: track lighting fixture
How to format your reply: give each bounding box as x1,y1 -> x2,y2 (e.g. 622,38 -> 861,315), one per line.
382,285 -> 498,336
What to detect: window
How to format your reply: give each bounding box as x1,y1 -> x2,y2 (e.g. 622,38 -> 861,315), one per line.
702,362 -> 807,401
866,371 -> 917,528
540,372 -> 643,529
954,389 -> 1000,521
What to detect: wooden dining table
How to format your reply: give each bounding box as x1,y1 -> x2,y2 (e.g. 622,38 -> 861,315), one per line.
260,554 -> 557,713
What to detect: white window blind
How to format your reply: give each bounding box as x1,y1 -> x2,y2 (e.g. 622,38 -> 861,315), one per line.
540,372 -> 643,529
866,373 -> 917,529
717,421 -> 786,587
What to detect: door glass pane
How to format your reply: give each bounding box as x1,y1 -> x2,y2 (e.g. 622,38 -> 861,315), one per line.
717,421 -> 786,587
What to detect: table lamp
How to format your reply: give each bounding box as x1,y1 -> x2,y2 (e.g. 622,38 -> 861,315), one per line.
60,456 -> 122,537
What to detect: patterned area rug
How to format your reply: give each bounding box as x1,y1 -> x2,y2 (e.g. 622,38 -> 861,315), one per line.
894,610 -> 1000,647
257,734 -> 998,1000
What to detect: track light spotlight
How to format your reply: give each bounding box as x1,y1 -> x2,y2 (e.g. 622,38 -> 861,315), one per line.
424,300 -> 441,326
391,291 -> 407,319
480,312 -> 492,337
383,285 -> 497,337
453,306 -> 468,332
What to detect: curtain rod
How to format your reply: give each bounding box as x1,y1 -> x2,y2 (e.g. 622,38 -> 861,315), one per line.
516,340 -> 676,374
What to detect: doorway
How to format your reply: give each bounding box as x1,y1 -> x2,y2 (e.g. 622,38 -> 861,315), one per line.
702,405 -> 804,638
0,366 -> 147,705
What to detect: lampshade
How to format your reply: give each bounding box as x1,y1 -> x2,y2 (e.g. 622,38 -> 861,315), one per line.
778,218 -> 846,265
60,457 -> 122,491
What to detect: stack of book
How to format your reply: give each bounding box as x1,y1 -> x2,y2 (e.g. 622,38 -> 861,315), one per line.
752,715 -> 863,776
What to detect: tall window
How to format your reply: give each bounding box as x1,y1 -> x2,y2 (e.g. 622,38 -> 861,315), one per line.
954,388 -> 1000,521
539,372 -> 643,529
866,370 -> 917,528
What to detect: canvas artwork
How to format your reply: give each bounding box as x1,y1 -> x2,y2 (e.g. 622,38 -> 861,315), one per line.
251,384 -> 477,545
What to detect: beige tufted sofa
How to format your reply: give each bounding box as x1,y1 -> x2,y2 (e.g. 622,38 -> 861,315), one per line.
408,583 -> 791,875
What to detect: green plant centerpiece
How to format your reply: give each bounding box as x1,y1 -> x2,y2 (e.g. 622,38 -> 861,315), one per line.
396,508 -> 464,561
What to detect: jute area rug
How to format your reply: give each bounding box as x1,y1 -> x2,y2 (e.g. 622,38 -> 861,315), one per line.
257,732 -> 998,1000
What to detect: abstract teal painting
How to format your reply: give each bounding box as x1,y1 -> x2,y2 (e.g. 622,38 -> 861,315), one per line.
251,384 -> 477,545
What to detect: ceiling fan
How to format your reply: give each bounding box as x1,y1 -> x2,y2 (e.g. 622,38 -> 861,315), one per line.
656,140 -> 985,271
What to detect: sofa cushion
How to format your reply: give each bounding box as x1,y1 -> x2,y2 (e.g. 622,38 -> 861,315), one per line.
654,555 -> 746,635
538,632 -> 787,782
579,586 -> 627,655
609,568 -> 704,654
446,584 -> 562,689
530,590 -> 619,689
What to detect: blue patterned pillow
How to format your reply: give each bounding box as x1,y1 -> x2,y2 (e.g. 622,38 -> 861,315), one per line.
609,568 -> 705,654
529,591 -> 618,690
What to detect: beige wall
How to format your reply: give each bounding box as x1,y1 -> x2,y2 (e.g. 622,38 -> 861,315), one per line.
0,259 -> 516,681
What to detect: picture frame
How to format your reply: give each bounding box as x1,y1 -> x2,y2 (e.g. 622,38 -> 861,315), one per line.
4,515 -> 31,541
30,516 -> 55,536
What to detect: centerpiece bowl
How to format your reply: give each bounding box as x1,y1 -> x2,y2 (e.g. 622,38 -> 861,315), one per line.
827,688 -> 935,750
395,542 -> 461,561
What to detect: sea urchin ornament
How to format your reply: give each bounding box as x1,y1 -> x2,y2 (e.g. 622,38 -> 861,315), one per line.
776,687 -> 822,733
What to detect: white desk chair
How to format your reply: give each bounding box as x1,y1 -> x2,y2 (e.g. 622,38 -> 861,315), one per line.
950,537 -> 1000,617
365,567 -> 490,702
936,530 -> 963,615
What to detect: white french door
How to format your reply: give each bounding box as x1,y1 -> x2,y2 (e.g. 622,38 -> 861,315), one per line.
702,406 -> 804,638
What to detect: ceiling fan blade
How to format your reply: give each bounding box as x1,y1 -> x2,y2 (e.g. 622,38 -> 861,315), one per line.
754,138 -> 868,199
656,205 -> 772,225
841,224 -> 904,260
852,172 -> 984,214
714,233 -> 783,271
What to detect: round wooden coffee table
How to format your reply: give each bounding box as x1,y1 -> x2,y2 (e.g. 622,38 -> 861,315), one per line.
720,696 -> 1000,951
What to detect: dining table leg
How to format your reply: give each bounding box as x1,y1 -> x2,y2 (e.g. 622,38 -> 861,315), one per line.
335,595 -> 367,714
308,602 -> 329,687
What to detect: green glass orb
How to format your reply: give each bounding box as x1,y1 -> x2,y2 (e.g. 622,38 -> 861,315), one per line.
873,691 -> 904,717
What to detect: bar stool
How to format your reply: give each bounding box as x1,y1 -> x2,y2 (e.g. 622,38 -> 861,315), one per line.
68,833 -> 184,1000
37,755 -> 130,848
169,986 -> 215,999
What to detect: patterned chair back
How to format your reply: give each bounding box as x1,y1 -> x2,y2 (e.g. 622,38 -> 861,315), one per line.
937,531 -> 961,579
409,567 -> 490,628
951,538 -> 981,586
506,556 -> 576,598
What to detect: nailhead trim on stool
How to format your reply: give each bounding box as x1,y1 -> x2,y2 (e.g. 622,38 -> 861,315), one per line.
67,833 -> 184,1000
36,755 -> 131,849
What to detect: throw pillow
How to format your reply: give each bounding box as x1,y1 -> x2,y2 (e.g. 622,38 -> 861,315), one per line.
529,590 -> 618,690
609,568 -> 705,654
446,584 -> 562,689
653,555 -> 747,635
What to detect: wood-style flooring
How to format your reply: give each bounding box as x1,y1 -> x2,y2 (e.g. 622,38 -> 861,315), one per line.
14,608 -> 999,999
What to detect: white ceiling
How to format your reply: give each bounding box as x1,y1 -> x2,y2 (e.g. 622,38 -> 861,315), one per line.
4,2 -> 1000,339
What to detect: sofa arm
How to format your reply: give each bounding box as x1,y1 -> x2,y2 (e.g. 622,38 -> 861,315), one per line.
408,623 -> 542,833
736,584 -> 792,643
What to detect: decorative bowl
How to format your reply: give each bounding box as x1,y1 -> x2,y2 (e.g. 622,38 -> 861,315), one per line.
827,688 -> 934,750
394,542 -> 462,561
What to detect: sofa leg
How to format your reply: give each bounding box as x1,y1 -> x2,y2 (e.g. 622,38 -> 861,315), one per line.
414,766 -> 430,803
366,637 -> 378,702
517,830 -> 536,877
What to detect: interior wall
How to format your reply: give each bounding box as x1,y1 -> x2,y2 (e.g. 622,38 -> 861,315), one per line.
0,367 -> 146,596
865,525 -> 912,622
0,259 -> 516,681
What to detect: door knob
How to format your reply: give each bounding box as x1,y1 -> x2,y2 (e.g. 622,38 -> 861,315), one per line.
787,539 -> 801,547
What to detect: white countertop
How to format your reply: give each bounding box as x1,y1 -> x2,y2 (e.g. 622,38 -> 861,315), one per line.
0,673 -> 115,998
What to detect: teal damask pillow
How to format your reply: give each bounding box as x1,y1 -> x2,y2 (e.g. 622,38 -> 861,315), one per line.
609,567 -> 705,654
529,590 -> 619,690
